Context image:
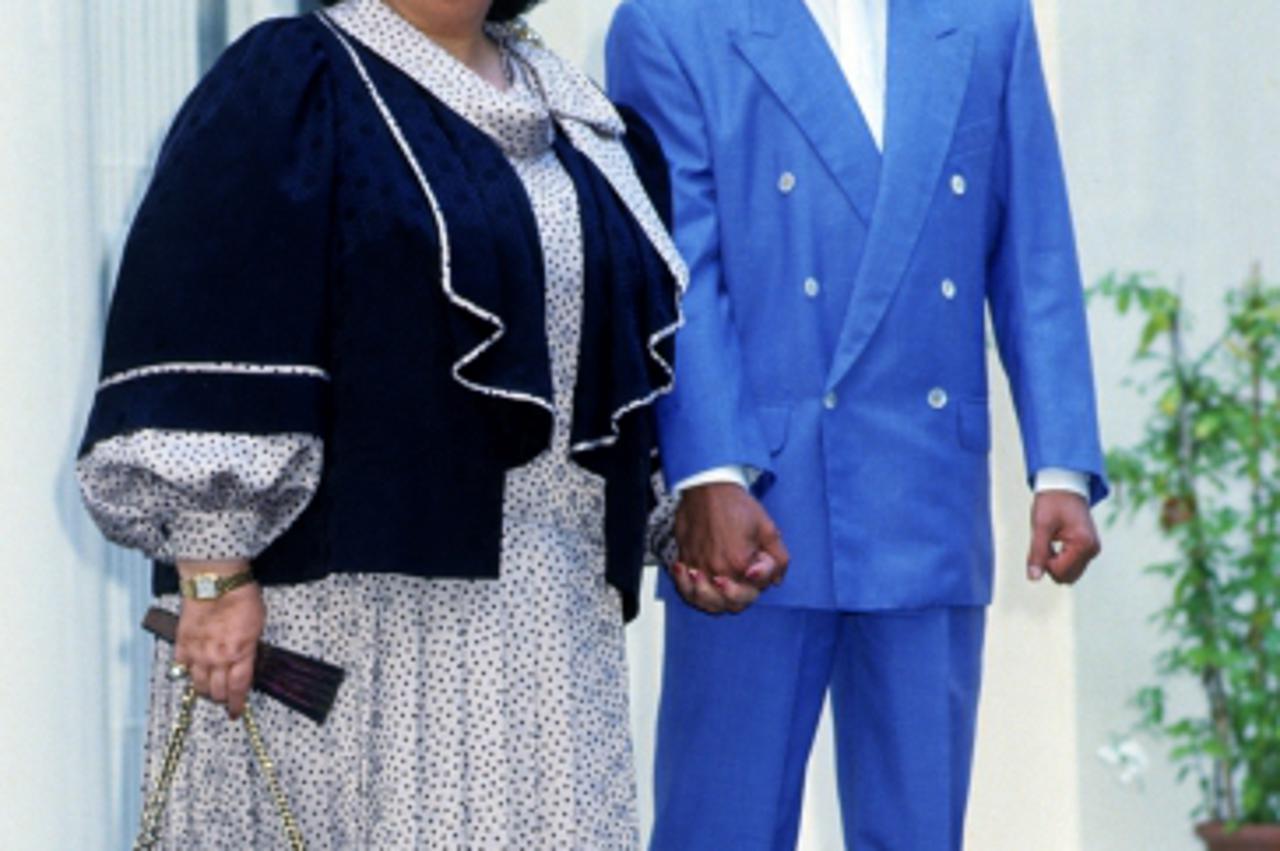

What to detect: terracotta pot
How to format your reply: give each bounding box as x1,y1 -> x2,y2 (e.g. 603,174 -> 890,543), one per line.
1196,822 -> 1280,850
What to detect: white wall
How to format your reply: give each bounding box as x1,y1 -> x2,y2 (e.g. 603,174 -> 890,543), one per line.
1058,2 -> 1280,849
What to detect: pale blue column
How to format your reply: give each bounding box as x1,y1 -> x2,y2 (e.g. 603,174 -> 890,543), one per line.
0,3 -> 297,848
0,2 -> 112,848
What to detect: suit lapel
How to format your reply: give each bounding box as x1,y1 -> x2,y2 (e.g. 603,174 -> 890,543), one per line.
732,0 -> 882,226
826,0 -> 974,388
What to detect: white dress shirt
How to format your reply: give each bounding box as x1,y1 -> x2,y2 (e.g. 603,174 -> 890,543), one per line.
672,0 -> 1090,502
805,0 -> 888,150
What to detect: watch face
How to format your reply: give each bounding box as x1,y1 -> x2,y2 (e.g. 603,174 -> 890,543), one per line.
194,575 -> 219,599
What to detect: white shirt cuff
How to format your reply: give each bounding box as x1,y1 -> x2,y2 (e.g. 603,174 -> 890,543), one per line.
1034,467 -> 1091,500
672,465 -> 752,496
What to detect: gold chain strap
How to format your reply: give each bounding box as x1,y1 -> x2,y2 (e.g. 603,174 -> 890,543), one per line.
134,686 -> 306,851
242,700 -> 306,849
134,686 -> 197,850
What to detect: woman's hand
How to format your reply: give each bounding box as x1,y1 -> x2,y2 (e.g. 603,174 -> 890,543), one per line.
174,559 -> 265,720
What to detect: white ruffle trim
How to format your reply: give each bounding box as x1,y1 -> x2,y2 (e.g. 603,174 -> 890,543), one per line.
320,12 -> 556,417
99,361 -> 329,391
320,8 -> 687,453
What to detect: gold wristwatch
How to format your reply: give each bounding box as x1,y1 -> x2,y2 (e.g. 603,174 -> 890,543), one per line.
179,570 -> 255,601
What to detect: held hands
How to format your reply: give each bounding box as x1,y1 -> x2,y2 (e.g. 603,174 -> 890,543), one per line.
1026,491 -> 1102,584
174,559 -> 264,720
671,483 -> 790,614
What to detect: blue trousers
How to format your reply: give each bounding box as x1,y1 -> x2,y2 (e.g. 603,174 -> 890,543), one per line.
650,597 -> 986,851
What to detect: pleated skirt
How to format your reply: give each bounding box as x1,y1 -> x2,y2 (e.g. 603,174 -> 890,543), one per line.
141,512 -> 638,850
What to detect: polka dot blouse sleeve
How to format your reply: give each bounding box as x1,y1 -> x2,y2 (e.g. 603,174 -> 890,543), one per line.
76,430 -> 322,562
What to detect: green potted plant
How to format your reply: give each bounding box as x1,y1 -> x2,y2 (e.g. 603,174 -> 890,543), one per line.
1096,266 -> 1280,849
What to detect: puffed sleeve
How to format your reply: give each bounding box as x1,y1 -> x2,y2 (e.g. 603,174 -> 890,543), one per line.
76,19 -> 336,561
77,431 -> 322,562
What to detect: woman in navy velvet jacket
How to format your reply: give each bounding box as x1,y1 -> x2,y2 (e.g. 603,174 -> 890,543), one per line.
76,0 -> 684,845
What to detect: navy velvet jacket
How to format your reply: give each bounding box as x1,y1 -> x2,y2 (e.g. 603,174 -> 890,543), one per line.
79,16 -> 679,620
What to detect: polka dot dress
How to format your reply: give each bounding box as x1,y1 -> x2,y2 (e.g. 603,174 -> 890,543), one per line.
116,5 -> 640,848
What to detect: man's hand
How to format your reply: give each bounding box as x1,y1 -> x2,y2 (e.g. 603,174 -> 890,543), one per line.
175,559 -> 265,720
1026,491 -> 1101,585
671,483 -> 790,614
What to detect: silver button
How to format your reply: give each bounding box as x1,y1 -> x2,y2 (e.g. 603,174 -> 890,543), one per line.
778,171 -> 797,194
804,277 -> 821,298
928,387 -> 949,410
941,278 -> 957,300
950,173 -> 967,196
823,392 -> 839,411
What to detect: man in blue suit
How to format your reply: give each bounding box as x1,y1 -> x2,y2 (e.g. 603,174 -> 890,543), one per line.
607,0 -> 1108,847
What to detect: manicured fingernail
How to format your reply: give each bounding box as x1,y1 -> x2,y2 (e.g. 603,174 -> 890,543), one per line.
711,575 -> 729,589
1028,564 -> 1045,581
687,568 -> 701,581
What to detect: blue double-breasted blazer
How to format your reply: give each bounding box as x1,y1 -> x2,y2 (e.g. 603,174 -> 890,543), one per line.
607,0 -> 1109,611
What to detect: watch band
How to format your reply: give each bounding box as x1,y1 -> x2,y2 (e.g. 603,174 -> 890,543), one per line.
179,570 -> 255,601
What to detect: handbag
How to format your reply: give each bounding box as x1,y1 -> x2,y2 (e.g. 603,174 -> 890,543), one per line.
133,684 -> 305,851
132,607 -> 346,850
